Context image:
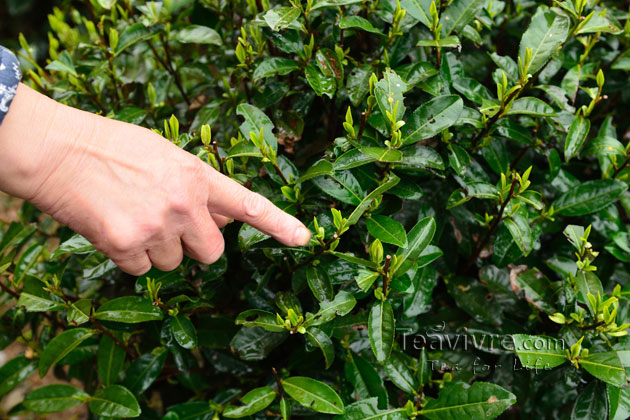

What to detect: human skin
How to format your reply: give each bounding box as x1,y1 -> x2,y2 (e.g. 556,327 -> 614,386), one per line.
0,83 -> 311,274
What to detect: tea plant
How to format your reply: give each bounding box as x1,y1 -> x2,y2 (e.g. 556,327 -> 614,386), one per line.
1,0 -> 630,419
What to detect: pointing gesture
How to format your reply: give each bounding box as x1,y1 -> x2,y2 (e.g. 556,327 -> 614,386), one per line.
0,84 -> 310,275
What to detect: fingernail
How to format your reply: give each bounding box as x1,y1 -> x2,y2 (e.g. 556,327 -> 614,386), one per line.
293,226 -> 311,246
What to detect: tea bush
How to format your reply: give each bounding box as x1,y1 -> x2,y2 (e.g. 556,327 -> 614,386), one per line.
1,0 -> 630,419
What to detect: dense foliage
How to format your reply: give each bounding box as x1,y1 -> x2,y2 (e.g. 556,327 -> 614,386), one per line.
1,0 -> 630,418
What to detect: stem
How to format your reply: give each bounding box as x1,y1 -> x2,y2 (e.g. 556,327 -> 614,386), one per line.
272,367 -> 284,399
0,280 -> 19,298
466,177 -> 519,269
357,111 -> 368,140
159,34 -> 191,106
92,319 -> 136,358
290,234 -> 338,273
382,255 -> 392,295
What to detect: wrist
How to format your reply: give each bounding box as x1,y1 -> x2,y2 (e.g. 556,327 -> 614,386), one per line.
0,83 -> 95,202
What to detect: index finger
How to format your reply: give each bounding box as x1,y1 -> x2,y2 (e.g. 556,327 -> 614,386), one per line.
205,167 -> 311,247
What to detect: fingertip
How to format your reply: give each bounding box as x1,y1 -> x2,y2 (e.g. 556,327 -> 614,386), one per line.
292,226 -> 312,247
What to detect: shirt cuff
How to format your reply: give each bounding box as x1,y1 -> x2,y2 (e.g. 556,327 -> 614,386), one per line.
0,46 -> 22,125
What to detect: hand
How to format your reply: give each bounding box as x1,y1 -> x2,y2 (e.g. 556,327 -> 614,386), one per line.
0,84 -> 311,275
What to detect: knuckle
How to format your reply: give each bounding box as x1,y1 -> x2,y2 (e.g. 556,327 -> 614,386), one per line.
206,238 -> 225,264
243,192 -> 269,219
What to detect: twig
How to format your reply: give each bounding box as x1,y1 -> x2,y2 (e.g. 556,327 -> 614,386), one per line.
466,177 -> 519,269
382,255 -> 392,295
92,319 -> 136,359
0,280 -> 19,298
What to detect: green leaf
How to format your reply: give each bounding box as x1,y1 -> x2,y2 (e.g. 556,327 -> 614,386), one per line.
375,69 -> 407,123
420,381 -> 516,420
514,269 -> 557,313
571,381 -> 607,420
67,299 -> 91,325
312,172 -> 364,205
115,23 -> 163,55
169,315 -> 198,349
51,234 -> 94,259
347,64 -> 372,106
335,398 -> 407,420
94,296 -> 163,323
97,334 -> 125,386
236,103 -> 277,152
339,16 -> 383,35
583,136 -> 626,158
123,348 -> 167,395
334,149 -> 376,171
399,145 -> 445,170
440,0 -> 486,36
418,348 -> 431,387
235,309 -> 285,332
174,25 -> 222,45
24,384 -> 88,413
383,352 -> 417,394
400,0 -> 432,28
394,217 -> 436,271
253,57 -> 299,80
580,352 -> 628,388
366,215 -> 407,248
263,7 -> 301,31
38,328 -> 96,377
346,174 -> 400,226
519,8 -> 570,74
356,269 -> 380,292
553,179 -> 628,216
402,95 -> 463,145
565,115 -> 591,161
310,291 -> 357,325
230,327 -> 288,361
14,243 -> 43,285
504,214 -> 533,255
305,64 -> 337,98
306,265 -> 334,302
416,36 -> 461,49
344,353 -> 388,409
360,147 -> 403,163
306,327 -> 335,369
607,383 -> 630,420
507,97 -> 556,116
576,271 -> 603,314
88,385 -> 141,418
453,77 -> 494,104
45,51 -> 77,76
223,386 -> 277,418
512,334 -> 567,369
369,300 -> 395,363
17,276 -> 65,312
312,0 -> 363,10
0,356 -> 36,397
281,376 -> 344,414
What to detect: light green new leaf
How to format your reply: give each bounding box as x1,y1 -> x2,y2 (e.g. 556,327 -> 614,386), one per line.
236,309 -> 285,332
281,376 -> 344,414
369,300 -> 395,363
310,291 -> 357,325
